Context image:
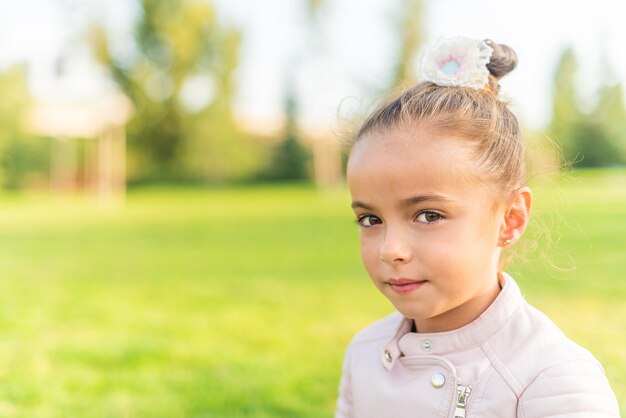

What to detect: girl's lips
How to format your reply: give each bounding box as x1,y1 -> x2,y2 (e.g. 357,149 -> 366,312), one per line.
387,279 -> 427,294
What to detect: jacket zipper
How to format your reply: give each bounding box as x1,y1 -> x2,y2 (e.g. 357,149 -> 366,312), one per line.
454,380 -> 473,418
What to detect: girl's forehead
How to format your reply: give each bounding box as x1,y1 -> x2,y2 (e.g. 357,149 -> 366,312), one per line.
347,128 -> 491,201
349,128 -> 477,175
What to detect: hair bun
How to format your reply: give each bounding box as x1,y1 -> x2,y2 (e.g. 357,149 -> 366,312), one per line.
484,39 -> 518,79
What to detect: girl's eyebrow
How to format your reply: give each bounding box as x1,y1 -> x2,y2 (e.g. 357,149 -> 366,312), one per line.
351,194 -> 453,210
351,201 -> 375,210
399,194 -> 453,207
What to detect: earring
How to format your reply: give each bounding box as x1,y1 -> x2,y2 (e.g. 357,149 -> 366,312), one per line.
502,239 -> 512,246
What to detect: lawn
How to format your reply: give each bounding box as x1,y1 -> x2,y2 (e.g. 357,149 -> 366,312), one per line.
0,169 -> 624,417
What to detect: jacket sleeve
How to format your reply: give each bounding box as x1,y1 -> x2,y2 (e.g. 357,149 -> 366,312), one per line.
335,344 -> 353,418
517,358 -> 620,417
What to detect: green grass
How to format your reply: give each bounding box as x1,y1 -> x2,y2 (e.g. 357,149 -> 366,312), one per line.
0,169 -> 624,417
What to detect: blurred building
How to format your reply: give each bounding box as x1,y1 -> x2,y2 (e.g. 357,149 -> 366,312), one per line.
26,56 -> 132,204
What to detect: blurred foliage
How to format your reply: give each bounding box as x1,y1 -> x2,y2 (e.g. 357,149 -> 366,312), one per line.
0,67 -> 49,189
260,85 -> 311,182
549,48 -> 579,154
91,0 -> 266,183
305,0 -> 326,21
568,119 -> 623,167
390,0 -> 423,87
549,48 -> 626,167
593,82 -> 626,161
3,1 -> 626,190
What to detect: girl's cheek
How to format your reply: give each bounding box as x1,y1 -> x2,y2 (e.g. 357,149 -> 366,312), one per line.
360,240 -> 380,267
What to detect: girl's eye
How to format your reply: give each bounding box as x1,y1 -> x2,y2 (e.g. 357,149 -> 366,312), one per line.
415,211 -> 443,224
357,215 -> 382,227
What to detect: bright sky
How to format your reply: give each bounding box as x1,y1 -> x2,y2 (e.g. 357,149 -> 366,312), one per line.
1,0 -> 625,133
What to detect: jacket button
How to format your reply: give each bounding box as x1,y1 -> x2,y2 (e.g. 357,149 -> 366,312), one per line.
431,372 -> 445,388
384,349 -> 392,363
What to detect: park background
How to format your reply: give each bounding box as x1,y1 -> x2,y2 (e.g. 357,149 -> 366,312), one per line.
0,0 -> 625,416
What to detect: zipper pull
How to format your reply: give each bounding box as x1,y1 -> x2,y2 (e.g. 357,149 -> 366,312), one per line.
454,382 -> 473,418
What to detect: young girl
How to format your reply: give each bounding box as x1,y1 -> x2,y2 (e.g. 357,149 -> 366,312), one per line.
335,37 -> 620,418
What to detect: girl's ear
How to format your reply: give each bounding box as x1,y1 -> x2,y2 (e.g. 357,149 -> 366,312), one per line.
499,186 -> 532,247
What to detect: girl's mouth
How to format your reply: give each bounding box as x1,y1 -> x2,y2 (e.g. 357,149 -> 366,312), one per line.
386,278 -> 427,294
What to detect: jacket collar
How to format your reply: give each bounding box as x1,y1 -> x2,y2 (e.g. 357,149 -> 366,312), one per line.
381,272 -> 523,371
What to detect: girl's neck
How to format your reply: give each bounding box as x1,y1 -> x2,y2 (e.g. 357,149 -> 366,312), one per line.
413,274 -> 503,333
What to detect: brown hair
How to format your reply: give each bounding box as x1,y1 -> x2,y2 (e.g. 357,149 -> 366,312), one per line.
353,39 -> 523,193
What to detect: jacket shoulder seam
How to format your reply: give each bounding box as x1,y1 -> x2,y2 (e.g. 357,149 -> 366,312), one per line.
481,340 -> 524,395
518,357 -> 604,399
516,357 -> 608,417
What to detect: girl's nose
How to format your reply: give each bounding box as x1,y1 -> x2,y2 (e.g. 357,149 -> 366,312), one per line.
379,229 -> 412,264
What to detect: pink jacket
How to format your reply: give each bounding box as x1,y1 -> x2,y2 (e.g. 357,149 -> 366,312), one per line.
335,273 -> 620,417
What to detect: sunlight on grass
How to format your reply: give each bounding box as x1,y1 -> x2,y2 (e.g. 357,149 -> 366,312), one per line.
0,170 -> 624,416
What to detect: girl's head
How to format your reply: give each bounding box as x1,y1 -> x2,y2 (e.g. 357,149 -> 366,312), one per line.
347,38 -> 532,333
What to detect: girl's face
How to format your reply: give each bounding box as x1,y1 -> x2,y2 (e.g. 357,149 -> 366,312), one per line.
347,125 -> 507,333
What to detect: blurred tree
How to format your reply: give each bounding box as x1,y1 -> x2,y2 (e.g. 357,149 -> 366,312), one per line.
592,82 -> 626,163
0,66 -> 49,189
305,0 -> 326,20
549,47 -> 626,167
568,118 -> 622,167
298,0 -> 425,186
257,0 -> 324,183
549,47 -> 581,163
390,0 -> 423,87
91,0 -> 263,183
261,82 -> 310,181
